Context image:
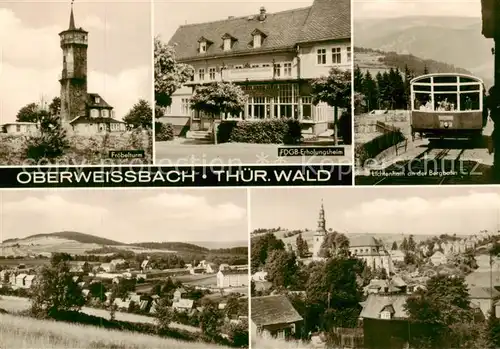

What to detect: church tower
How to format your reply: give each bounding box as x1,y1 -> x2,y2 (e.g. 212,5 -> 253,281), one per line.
59,2 -> 88,125
312,199 -> 327,260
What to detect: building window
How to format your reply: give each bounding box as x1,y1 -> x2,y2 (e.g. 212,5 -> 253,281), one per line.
317,48 -> 327,65
181,98 -> 191,116
301,96 -> 312,120
274,84 -> 298,119
102,109 -> 109,118
251,64 -> 260,68
95,96 -> 100,104
164,105 -> 172,115
262,63 -> 271,67
234,65 -> 243,70
16,125 -> 21,132
284,63 -> 292,77
253,34 -> 261,48
248,96 -> 270,120
90,109 -> 99,118
209,67 -> 216,80
198,68 -> 205,81
347,46 -> 352,62
199,42 -> 207,53
332,47 -> 342,64
223,38 -> 231,51
273,63 -> 281,77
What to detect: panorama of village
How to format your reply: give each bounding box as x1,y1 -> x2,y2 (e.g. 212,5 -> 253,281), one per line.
250,188 -> 500,349
0,189 -> 249,349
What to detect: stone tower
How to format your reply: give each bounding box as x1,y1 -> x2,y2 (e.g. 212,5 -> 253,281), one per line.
59,3 -> 88,125
312,199 -> 327,260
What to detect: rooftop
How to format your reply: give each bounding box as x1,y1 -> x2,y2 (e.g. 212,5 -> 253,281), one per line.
252,295 -> 303,326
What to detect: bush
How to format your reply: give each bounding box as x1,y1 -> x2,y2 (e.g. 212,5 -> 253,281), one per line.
216,119 -> 302,145
24,115 -> 69,161
155,122 -> 174,141
338,110 -> 352,145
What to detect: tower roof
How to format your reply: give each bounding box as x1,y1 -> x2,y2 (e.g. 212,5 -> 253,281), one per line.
69,3 -> 75,30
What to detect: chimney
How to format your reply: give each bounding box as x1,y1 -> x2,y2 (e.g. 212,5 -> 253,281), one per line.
259,6 -> 266,21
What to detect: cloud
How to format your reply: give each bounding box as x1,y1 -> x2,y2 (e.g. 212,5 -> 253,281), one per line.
80,15 -> 110,31
2,195 -> 109,236
139,192 -> 247,226
354,0 -> 481,18
0,8 -> 150,124
341,191 -> 500,235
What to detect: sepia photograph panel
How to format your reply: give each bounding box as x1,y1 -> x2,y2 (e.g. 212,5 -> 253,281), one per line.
353,0 -> 499,185
154,0 -> 352,166
0,188 -> 249,348
249,186 -> 500,349
0,1 -> 153,166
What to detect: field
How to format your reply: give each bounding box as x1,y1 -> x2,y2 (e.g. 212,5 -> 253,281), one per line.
354,111 -> 411,144
0,296 -> 201,333
0,313 -> 222,349
0,131 -> 152,165
354,51 -> 391,77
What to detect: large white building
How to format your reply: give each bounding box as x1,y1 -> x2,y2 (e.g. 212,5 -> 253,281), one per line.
349,236 -> 393,275
160,0 -> 350,138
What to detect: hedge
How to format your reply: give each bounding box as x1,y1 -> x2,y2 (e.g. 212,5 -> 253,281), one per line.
356,128 -> 406,167
216,119 -> 302,145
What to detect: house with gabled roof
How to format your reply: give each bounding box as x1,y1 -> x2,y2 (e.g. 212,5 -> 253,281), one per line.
159,0 -> 350,139
251,295 -> 303,339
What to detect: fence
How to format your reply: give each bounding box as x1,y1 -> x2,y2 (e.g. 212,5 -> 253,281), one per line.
326,327 -> 364,349
355,121 -> 407,167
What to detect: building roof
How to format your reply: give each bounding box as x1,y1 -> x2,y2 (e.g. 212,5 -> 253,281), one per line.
70,116 -> 124,125
469,287 -> 500,299
297,0 -> 350,43
359,294 -> 409,320
87,93 -> 113,109
350,236 -> 380,248
431,251 -> 445,258
168,6 -> 311,61
252,295 -> 303,326
173,299 -> 194,309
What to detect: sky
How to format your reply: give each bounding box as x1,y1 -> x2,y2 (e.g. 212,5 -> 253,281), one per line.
354,0 -> 481,19
0,189 -> 248,245
0,0 -> 152,124
250,187 -> 500,236
154,0 -> 312,41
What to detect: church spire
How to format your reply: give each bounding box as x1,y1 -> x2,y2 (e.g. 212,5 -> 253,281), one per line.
69,1 -> 76,30
317,199 -> 326,233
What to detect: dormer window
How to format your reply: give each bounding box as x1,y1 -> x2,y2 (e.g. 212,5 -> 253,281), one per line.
95,96 -> 100,104
197,36 -> 212,54
221,33 -> 235,51
251,29 -> 267,48
200,42 -> 207,53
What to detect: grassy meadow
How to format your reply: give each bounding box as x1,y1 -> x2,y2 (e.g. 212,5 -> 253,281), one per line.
252,337 -> 314,349
0,313 -> 225,349
0,130 -> 153,165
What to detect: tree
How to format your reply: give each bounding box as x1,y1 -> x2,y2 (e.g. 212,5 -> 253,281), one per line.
25,112 -> 69,161
296,234 -> 309,258
405,274 -> 476,347
49,97 -> 61,116
200,302 -> 224,340
123,99 -> 153,129
16,102 -> 41,122
408,235 -> 416,252
319,231 -> 350,258
30,255 -> 85,318
311,67 -> 351,145
306,256 -> 364,330
401,237 -> 409,251
362,70 -> 378,112
266,250 -> 299,289
154,36 -> 194,108
250,233 -> 285,273
154,297 -> 173,332
486,307 -> 500,348
228,318 -> 249,347
190,81 -> 246,119
392,241 -> 398,250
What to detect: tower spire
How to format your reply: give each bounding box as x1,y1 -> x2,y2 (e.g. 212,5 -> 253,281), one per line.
317,199 -> 326,233
69,0 -> 75,30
